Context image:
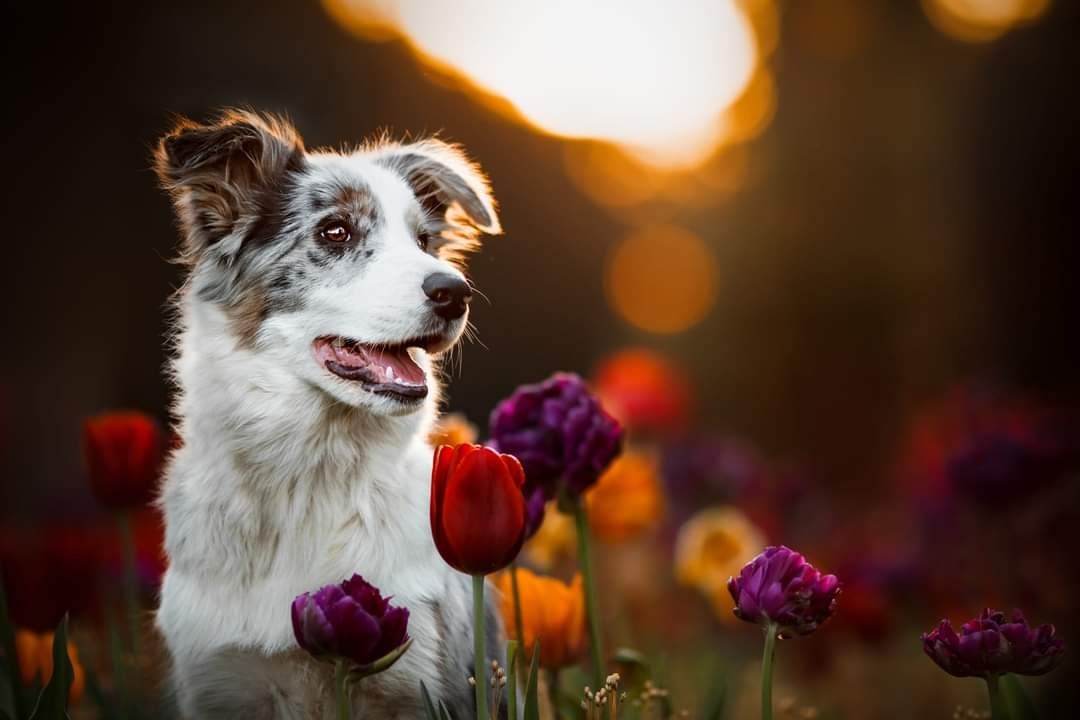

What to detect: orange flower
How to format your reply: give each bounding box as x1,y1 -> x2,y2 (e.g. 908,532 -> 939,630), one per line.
84,411 -> 165,509
15,629 -> 84,704
492,569 -> 586,669
585,449 -> 665,543
428,412 -> 478,447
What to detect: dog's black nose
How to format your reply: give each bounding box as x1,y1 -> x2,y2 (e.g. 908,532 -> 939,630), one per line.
423,273 -> 472,320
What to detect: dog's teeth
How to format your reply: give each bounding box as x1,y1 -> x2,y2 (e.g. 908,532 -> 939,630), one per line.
332,338 -> 345,349
386,366 -> 396,380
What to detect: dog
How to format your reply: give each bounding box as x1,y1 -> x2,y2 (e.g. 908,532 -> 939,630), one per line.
153,109 -> 507,718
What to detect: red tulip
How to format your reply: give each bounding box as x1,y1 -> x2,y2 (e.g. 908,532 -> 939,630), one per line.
83,411 -> 165,509
430,444 -> 527,575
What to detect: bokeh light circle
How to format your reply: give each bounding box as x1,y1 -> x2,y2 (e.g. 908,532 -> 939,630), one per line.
921,0 -> 1049,42
604,225 -> 718,334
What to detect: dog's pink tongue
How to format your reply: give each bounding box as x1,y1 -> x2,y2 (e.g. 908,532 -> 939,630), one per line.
364,347 -> 425,385
315,339 -> 426,387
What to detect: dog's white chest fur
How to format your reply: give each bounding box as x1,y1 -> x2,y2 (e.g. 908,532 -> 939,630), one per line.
156,306 -> 481,718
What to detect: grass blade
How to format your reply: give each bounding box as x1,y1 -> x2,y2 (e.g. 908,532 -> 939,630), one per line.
419,680 -> 441,720
28,614 -> 72,720
0,583 -> 26,720
522,642 -> 540,720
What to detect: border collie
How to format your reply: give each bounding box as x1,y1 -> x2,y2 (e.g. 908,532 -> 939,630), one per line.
153,109 -> 505,718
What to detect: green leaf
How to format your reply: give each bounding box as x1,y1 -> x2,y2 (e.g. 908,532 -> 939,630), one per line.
437,699 -> 454,720
0,667 -> 15,720
349,638 -> 414,681
522,642 -> 541,720
611,646 -> 651,691
0,582 -> 27,720
29,614 -> 72,720
419,680 -> 441,720
1000,674 -> 1039,720
612,647 -> 649,668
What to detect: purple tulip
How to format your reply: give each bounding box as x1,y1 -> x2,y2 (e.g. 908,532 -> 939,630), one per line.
922,608 -> 1065,678
727,545 -> 841,638
489,373 -> 623,503
291,574 -> 410,669
522,484 -> 548,538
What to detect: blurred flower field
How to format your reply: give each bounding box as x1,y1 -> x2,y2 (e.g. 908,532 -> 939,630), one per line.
1,349 -> 1076,719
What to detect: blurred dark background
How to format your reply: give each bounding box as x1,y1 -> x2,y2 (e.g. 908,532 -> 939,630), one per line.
3,0 -> 1077,516
2,1 -> 1080,717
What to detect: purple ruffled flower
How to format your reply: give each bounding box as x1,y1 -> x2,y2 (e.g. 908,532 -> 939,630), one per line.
522,485 -> 548,538
489,372 -> 624,502
922,608 -> 1065,677
727,545 -> 841,638
291,574 -> 410,668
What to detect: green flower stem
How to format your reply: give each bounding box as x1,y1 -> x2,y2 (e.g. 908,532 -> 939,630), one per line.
986,673 -> 1010,720
473,574 -> 489,720
760,623 -> 778,720
571,497 -> 604,688
509,563 -> 525,663
118,511 -> 141,659
547,669 -> 561,720
506,640 -> 519,720
335,658 -> 351,720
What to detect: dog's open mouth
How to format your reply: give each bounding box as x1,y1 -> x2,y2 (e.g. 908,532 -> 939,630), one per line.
313,335 -> 440,401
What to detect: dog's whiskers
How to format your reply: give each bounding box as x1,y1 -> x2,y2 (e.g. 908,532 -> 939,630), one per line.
463,321 -> 487,351
469,283 -> 492,307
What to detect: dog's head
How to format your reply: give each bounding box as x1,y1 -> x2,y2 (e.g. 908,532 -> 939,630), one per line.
155,110 -> 500,416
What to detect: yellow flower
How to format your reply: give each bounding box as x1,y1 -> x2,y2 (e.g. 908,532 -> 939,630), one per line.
15,629 -> 85,704
674,506 -> 766,619
585,448 -> 665,543
427,412 -> 478,447
492,569 -> 586,670
523,501 -> 577,570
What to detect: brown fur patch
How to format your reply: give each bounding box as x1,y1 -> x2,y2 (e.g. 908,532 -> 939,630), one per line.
226,286 -> 268,348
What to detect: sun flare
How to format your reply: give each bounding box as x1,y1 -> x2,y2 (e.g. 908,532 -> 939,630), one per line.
324,0 -> 761,168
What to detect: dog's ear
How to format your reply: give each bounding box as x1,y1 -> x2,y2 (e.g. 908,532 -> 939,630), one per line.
376,139 -> 501,241
154,110 -> 304,259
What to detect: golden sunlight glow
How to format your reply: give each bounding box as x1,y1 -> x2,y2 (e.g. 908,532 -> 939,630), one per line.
922,0 -> 1050,42
561,66 -> 768,211
323,0 -> 760,168
605,225 -> 718,334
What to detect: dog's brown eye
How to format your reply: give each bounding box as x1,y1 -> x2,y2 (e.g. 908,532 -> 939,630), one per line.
417,230 -> 433,251
320,223 -> 350,243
